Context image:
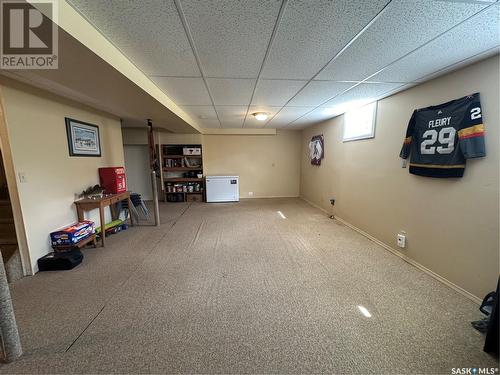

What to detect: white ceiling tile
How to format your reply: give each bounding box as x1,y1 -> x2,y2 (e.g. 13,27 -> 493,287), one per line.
266,106 -> 315,127
291,107 -> 335,127
251,80 -> 306,106
180,105 -> 220,128
434,0 -> 497,3
287,81 -> 355,106
216,106 -> 248,128
316,0 -> 489,81
415,48 -> 499,83
198,120 -> 221,129
180,105 -> 218,119
261,0 -> 390,80
320,83 -> 404,114
69,0 -> 497,129
152,77 -> 212,105
180,0 -> 282,78
371,6 -> 500,83
67,0 -> 200,76
207,79 -> 256,106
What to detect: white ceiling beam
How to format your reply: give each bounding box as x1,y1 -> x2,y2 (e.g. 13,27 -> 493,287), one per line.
27,0 -> 203,133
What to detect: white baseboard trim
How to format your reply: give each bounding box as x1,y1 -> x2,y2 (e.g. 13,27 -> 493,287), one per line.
300,197 -> 481,305
300,197 -> 331,215
240,195 -> 299,199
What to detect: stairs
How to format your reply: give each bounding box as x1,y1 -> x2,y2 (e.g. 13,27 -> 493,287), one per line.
0,199 -> 12,216
0,199 -> 23,282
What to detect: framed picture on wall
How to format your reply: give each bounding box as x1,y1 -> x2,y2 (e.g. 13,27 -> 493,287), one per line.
309,135 -> 324,166
65,118 -> 101,157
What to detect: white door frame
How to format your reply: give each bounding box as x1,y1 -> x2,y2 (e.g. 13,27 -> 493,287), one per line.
0,86 -> 32,275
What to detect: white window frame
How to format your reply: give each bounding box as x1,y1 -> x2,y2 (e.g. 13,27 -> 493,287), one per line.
342,102 -> 377,142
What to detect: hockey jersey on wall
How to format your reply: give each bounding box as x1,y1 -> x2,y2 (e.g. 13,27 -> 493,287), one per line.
400,93 -> 485,178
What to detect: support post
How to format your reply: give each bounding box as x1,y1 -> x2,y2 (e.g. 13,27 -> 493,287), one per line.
0,253 -> 22,363
147,119 -> 160,227
151,170 -> 160,227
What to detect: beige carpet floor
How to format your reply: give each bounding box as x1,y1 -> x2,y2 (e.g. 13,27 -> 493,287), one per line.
0,198 -> 497,374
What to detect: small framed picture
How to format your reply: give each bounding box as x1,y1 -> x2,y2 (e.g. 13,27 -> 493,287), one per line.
65,118 -> 101,157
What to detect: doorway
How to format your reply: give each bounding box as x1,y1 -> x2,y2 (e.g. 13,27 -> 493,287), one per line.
123,145 -> 152,200
0,149 -> 22,282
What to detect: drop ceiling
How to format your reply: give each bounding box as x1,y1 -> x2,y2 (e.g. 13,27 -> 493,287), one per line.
68,0 -> 499,129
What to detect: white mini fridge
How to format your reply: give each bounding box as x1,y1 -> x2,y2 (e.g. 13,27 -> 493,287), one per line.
206,176 -> 239,202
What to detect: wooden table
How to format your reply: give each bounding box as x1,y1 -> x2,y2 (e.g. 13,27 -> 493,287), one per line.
74,191 -> 134,247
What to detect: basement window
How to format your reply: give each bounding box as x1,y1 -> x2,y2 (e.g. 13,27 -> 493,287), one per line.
342,102 -> 377,142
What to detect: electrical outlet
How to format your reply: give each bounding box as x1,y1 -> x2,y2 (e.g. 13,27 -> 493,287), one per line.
248,191 -> 254,197
397,232 -> 406,248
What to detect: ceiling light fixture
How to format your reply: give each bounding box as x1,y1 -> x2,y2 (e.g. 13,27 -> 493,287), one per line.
252,112 -> 269,121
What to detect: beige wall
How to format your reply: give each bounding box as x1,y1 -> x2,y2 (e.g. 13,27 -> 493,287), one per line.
0,78 -> 124,273
204,130 -> 301,198
159,133 -> 203,145
122,129 -> 203,146
148,129 -> 302,199
122,127 -> 149,145
300,55 -> 499,299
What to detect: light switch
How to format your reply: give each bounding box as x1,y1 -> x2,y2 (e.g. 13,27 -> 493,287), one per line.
18,172 -> 27,183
